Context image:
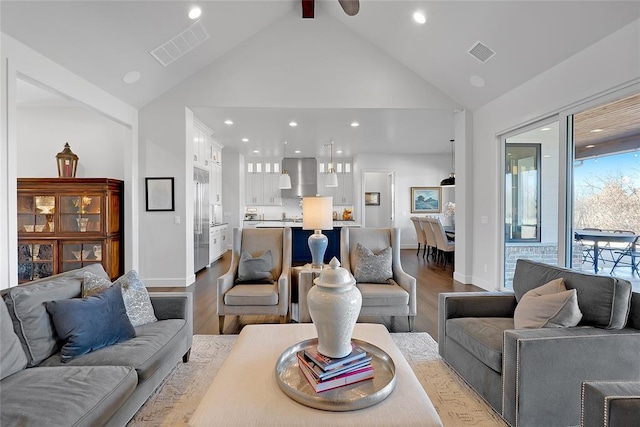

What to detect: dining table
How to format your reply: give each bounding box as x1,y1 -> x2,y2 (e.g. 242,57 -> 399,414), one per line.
574,229 -> 639,274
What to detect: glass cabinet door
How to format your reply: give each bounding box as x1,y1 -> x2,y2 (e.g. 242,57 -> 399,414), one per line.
60,242 -> 103,272
59,195 -> 102,233
17,195 -> 56,233
17,242 -> 55,283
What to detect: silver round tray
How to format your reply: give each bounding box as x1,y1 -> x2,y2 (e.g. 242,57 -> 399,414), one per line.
275,338 -> 396,411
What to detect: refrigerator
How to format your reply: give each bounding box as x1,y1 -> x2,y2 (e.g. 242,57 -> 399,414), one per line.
194,168 -> 210,272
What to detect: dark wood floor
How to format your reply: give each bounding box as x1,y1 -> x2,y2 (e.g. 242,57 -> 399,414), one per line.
149,248 -> 485,340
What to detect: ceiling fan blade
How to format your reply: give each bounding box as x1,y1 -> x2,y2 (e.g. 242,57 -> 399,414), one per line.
338,0 -> 359,16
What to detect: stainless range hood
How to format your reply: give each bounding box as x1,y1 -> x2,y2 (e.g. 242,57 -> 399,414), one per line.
281,158 -> 317,198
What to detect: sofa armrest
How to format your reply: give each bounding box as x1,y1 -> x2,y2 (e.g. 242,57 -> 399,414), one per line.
438,292 -> 517,356
502,328 -> 640,427
582,380 -> 640,427
150,292 -> 191,320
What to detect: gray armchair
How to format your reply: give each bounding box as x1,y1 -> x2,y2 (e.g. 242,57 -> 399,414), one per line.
217,227 -> 292,334
340,227 -> 416,331
439,259 -> 640,427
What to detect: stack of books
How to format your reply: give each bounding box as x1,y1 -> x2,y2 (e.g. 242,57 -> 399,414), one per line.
297,343 -> 374,393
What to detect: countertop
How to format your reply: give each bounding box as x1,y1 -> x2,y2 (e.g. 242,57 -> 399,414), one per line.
254,221 -> 360,228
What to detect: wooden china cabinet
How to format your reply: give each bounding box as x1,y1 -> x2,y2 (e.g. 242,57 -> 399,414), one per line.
17,178 -> 124,283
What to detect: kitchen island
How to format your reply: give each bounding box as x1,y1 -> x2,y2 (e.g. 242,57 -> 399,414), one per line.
253,220 -> 361,264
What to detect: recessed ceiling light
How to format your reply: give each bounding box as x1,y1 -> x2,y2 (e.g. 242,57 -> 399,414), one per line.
590,129 -> 604,133
224,119 -> 233,125
336,150 -> 343,154
188,7 -> 201,20
350,122 -> 359,127
413,11 -> 426,24
242,138 -> 249,142
294,150 -> 301,154
469,75 -> 486,88
252,150 -> 259,154
544,155 -> 551,158
289,121 -> 298,127
540,127 -> 551,131
122,71 -> 140,84
586,144 -> 596,148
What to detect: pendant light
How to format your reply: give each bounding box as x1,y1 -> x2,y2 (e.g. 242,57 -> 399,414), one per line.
278,141 -> 292,189
440,139 -> 456,186
326,141 -> 338,188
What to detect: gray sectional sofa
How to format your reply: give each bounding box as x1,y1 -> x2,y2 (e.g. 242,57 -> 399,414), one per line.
0,264 -> 193,426
439,259 -> 640,427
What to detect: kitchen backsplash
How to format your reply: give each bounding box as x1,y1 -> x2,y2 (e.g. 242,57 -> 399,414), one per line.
246,198 -> 354,221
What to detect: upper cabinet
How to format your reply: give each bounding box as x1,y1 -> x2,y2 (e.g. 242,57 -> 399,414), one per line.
193,119 -> 224,208
245,159 -> 282,206
317,158 -> 354,205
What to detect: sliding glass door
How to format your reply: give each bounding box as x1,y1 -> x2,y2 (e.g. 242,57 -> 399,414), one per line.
570,92 -> 640,285
503,121 -> 560,289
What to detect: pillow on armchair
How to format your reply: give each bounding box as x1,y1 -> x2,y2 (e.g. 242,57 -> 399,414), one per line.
353,243 -> 392,284
514,278 -> 583,329
237,250 -> 273,283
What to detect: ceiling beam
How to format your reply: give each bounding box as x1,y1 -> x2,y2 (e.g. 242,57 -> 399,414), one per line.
302,0 -> 314,18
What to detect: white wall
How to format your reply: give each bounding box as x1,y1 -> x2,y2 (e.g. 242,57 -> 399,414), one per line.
363,172 -> 390,228
17,107 -> 127,179
1,33 -> 138,289
138,10 -> 461,287
355,154 -> 455,250
470,19 -> 640,291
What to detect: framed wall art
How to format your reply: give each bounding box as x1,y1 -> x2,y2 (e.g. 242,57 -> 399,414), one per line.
145,177 -> 175,212
365,192 -> 380,206
410,187 -> 442,213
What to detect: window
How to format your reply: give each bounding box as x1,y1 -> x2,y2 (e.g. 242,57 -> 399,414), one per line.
505,143 -> 541,242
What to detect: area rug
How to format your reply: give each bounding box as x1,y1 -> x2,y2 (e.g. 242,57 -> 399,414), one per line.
128,334 -> 506,426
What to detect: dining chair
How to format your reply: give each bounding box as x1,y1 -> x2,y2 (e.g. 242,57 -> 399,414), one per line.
428,217 -> 455,267
419,216 -> 437,261
410,217 -> 427,257
217,227 -> 292,334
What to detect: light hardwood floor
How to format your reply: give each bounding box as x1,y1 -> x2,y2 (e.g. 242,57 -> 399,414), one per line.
149,248 -> 485,340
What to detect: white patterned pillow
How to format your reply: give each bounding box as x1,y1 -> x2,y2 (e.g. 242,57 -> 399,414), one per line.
353,243 -> 393,284
83,270 -> 158,327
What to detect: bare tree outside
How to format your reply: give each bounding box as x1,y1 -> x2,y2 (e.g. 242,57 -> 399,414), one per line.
575,166 -> 640,233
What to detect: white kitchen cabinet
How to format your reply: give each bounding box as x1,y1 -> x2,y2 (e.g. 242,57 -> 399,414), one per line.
316,158 -> 353,205
209,224 -> 228,263
211,163 -> 222,205
245,171 -> 264,206
193,121 -> 213,169
245,159 -> 282,206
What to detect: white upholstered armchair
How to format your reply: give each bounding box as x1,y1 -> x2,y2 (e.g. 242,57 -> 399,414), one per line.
340,227 -> 417,331
217,227 -> 292,334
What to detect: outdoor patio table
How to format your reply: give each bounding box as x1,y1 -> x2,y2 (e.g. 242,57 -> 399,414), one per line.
574,229 -> 638,273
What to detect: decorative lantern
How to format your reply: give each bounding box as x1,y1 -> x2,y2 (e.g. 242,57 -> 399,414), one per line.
56,143 -> 78,178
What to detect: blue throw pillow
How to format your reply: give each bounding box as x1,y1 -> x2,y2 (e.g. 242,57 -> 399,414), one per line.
45,285 -> 136,362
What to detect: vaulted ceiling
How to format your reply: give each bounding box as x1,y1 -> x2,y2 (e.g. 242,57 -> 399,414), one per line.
3,1 -> 639,156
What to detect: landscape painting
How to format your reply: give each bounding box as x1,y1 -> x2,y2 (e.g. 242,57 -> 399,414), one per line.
411,187 -> 442,213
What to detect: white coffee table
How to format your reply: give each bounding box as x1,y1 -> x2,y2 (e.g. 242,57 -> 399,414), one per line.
190,323 -> 443,426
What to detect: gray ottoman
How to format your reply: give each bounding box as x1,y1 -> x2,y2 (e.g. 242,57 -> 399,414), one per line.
581,381 -> 640,427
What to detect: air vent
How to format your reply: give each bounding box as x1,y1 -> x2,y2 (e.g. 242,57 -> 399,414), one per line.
150,20 -> 209,67
468,41 -> 496,64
